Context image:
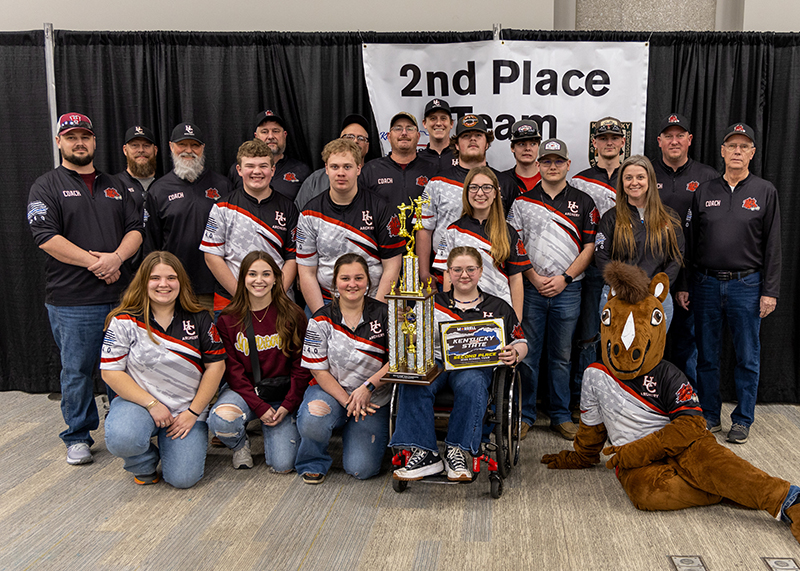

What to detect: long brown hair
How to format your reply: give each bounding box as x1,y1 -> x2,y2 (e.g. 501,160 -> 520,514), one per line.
461,166 -> 510,266
331,253 -> 371,309
612,155 -> 683,266
104,251 -> 205,343
221,251 -> 304,358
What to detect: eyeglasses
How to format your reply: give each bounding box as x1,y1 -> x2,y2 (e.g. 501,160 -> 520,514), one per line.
539,159 -> 567,167
342,133 -> 369,143
390,125 -> 418,134
449,266 -> 480,276
467,184 -> 496,195
724,143 -> 753,151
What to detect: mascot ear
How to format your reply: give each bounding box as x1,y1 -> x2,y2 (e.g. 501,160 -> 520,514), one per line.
649,272 -> 670,304
607,285 -> 617,302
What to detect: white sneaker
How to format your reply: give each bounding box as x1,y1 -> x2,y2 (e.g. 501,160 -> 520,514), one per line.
393,447 -> 444,480
445,446 -> 472,481
232,438 -> 253,469
66,443 -> 93,465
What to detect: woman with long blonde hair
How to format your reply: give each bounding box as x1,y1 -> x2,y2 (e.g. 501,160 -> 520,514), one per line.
101,251 -> 226,488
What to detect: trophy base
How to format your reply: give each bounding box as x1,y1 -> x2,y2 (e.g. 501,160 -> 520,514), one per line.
383,366 -> 441,386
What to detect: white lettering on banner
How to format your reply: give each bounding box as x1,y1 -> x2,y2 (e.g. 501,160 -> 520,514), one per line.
363,41 -> 648,172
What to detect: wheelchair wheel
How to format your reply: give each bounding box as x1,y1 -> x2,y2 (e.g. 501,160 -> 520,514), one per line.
490,474 -> 503,499
392,478 -> 408,493
493,367 -> 521,479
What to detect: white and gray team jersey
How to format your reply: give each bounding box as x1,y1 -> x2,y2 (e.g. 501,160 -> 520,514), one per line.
100,309 -> 226,421
580,361 -> 703,446
570,165 -> 618,217
507,183 -> 598,280
296,189 -> 404,301
432,216 -> 531,307
301,297 -> 391,406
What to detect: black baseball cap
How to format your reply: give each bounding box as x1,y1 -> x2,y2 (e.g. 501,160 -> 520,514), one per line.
170,122 -> 204,144
510,120 -> 541,142
722,122 -> 756,144
341,113 -> 370,133
254,110 -> 287,131
455,114 -> 489,137
423,98 -> 451,118
658,113 -> 691,135
124,125 -> 156,145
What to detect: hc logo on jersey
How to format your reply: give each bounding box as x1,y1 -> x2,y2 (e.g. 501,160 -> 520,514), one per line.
275,211 -> 286,228
362,210 -> 373,226
483,311 -> 494,318
642,375 -> 657,393
183,320 -> 196,335
568,201 -> 579,214
370,320 -> 382,335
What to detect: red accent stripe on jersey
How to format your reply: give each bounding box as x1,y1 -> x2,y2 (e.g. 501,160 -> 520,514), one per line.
572,175 -> 617,194
169,349 -> 203,373
200,240 -> 225,247
357,348 -> 385,362
115,314 -> 201,356
348,238 -> 380,260
507,259 -> 529,266
303,212 -> 378,248
673,405 -> 703,414
100,354 -> 126,363
434,303 -> 459,321
612,375 -> 668,416
219,202 -> 283,245
449,225 -> 491,248
206,348 -> 226,356
296,251 -> 316,259
303,355 -> 327,364
432,176 -> 463,187
516,195 -> 581,235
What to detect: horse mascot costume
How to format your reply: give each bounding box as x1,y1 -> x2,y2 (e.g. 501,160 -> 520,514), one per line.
542,261 -> 799,544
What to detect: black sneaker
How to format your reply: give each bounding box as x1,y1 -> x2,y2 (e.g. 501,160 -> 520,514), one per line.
444,445 -> 472,481
302,472 -> 326,484
134,473 -> 160,485
727,423 -> 749,444
393,448 -> 444,481
706,419 -> 722,433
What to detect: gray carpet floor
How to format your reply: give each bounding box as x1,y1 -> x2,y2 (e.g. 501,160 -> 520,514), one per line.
1,391 -> 798,570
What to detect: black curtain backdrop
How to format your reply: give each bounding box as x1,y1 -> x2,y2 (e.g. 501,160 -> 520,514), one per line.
2,30 -> 798,405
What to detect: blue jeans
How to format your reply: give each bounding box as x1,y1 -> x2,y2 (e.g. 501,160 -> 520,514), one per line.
390,365 -> 493,455
572,264 -> 604,403
295,383 -> 389,479
600,285 -> 674,331
668,297 -> 697,384
208,386 -> 300,472
104,397 -> 209,488
46,303 -> 113,447
520,280 -> 581,426
692,271 -> 762,428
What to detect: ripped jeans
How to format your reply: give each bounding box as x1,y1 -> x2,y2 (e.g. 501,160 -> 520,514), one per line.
295,383 -> 389,479
208,386 -> 299,473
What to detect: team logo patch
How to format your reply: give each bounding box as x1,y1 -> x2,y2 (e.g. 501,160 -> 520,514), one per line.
205,188 -> 221,200
387,214 -> 401,237
590,207 -> 600,225
517,124 -> 535,134
416,176 -> 428,187
27,201 -> 48,224
512,324 -> 524,340
370,320 -> 382,335
432,99 -> 441,106
208,323 -> 221,344
182,320 -> 196,336
734,124 -> 746,133
686,181 -> 699,192
544,140 -> 561,151
642,375 -> 657,394
482,311 -> 494,318
264,110 -> 275,116
103,188 -> 122,200
515,238 -> 526,256
461,115 -> 479,128
362,210 -> 373,226
275,211 -> 286,228
283,172 -> 298,182
134,126 -> 145,135
595,232 -> 606,250
742,197 -> 760,211
676,382 -> 696,403
668,114 -> 679,123
184,125 -> 194,135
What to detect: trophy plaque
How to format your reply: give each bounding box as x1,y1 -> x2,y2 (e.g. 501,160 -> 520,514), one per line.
382,197 -> 441,385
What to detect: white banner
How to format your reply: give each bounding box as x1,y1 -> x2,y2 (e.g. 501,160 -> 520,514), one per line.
363,40 -> 649,173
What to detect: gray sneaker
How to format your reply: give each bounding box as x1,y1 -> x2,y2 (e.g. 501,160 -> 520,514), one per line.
232,437 -> 254,469
727,423 -> 750,444
706,419 -> 721,433
66,443 -> 93,465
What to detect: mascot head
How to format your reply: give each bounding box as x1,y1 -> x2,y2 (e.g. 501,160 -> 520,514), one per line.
601,262 -> 669,380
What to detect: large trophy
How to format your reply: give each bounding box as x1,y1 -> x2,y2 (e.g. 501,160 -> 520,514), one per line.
383,196 -> 440,385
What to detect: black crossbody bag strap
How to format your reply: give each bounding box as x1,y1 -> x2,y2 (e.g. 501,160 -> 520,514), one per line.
246,321 -> 261,386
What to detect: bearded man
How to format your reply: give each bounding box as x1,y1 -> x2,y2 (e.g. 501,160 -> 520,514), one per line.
144,122 -> 232,307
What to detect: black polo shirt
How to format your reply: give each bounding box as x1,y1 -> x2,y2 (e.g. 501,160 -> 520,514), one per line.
653,156 -> 719,226
417,144 -> 457,171
358,154 -> 440,211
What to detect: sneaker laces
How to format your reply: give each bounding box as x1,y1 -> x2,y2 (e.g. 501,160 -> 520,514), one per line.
730,423 -> 748,433
446,446 -> 468,471
405,447 -> 431,470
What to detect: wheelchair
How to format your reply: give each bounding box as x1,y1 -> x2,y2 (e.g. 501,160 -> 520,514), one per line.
388,365 -> 521,499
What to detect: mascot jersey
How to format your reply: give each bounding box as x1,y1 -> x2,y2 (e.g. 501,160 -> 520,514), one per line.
581,361 -> 702,446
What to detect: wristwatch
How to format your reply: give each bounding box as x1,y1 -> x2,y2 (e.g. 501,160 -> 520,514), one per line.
363,381 -> 376,392
562,273 -> 573,284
